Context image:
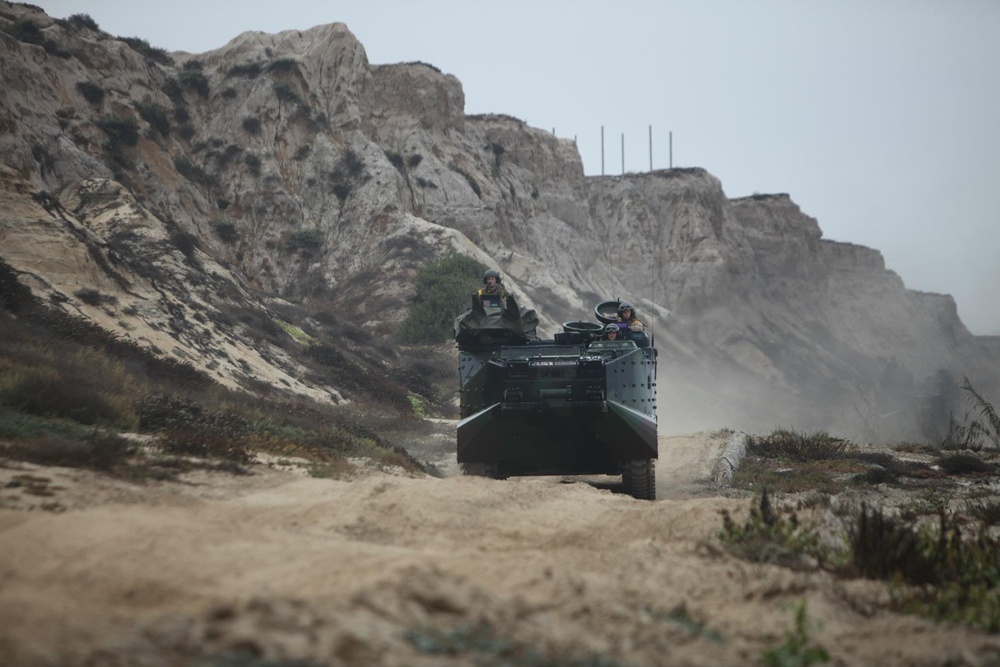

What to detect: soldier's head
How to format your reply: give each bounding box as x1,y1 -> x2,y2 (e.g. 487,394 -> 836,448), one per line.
604,323 -> 621,340
617,302 -> 633,320
483,269 -> 502,289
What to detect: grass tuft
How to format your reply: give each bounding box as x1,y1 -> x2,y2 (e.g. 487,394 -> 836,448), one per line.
719,489 -> 829,570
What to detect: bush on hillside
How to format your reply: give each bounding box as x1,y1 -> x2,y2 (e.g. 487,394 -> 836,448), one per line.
400,253 -> 487,343
136,101 -> 171,137
76,81 -> 105,106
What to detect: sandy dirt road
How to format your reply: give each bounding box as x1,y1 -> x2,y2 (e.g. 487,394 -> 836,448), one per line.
1,431 -> 997,666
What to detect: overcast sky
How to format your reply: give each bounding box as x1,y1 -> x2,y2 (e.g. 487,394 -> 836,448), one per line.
34,1 -> 1000,334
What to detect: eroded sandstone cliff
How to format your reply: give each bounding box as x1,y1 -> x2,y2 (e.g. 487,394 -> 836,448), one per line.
1,2 -> 996,440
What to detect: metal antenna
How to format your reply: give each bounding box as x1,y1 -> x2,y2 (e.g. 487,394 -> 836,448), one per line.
621,132 -> 625,175
601,125 -> 605,176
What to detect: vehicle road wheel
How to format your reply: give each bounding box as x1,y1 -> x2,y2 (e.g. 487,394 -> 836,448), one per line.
461,462 -> 499,479
625,459 -> 655,500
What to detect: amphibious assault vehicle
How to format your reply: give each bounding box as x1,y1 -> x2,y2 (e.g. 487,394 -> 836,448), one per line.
455,294 -> 658,499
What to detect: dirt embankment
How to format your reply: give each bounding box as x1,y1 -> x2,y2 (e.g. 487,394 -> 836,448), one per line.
1,431 -> 997,666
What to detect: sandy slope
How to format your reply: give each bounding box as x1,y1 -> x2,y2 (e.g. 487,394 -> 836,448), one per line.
1,432 -> 998,667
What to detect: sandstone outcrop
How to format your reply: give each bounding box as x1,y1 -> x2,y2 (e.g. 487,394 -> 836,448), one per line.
1,2 -> 996,439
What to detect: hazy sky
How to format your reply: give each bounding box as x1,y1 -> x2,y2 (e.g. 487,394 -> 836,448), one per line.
33,1 -> 1000,334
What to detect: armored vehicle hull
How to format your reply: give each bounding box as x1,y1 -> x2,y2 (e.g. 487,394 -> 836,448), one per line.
455,297 -> 658,499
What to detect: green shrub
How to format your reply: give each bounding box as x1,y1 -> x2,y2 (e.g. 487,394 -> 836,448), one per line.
947,378 -> 1000,450
102,140 -> 133,174
331,181 -> 351,201
118,36 -> 173,66
0,405 -> 94,442
286,228 -> 324,252
0,370 -> 128,427
763,602 -> 829,667
179,69 -> 209,97
169,230 -> 200,260
0,259 -> 34,312
226,63 -> 263,79
405,621 -> 620,666
272,82 -> 301,104
451,165 -> 482,198
158,432 -> 256,465
386,151 -> 405,172
76,80 -> 105,106
2,432 -> 135,471
749,429 -> 848,460
31,144 -> 55,176
242,117 -> 262,134
2,20 -> 71,57
244,153 -> 261,176
266,57 -> 298,74
212,218 -> 238,244
136,101 -> 171,137
161,78 -> 185,105
343,148 -> 364,177
73,287 -> 116,307
718,489 -> 828,570
401,60 -> 441,73
67,14 -> 100,31
96,115 -> 139,146
400,252 -> 488,343
173,156 -> 216,188
848,505 -> 1000,632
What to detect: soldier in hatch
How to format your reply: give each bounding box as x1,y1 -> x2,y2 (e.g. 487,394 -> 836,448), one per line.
604,323 -> 622,341
616,302 -> 644,333
477,269 -> 508,309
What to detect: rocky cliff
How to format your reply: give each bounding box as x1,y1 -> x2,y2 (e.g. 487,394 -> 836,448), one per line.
1,3 -> 996,441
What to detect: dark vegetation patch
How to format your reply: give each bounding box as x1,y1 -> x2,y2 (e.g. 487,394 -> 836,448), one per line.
450,165 -> 482,198
212,218 -> 238,244
400,252 -> 487,343
0,264 -> 426,484
244,153 -> 261,176
327,148 -> 368,202
118,36 -> 173,66
161,78 -> 185,105
65,13 -> 100,32
179,69 -> 209,97
272,82 -> 301,104
734,429 -> 939,494
96,115 -> 139,146
1,19 -> 71,58
136,101 -> 171,137
266,58 -> 298,74
75,80 -> 105,106
173,156 -> 217,189
466,113 -> 525,125
226,63 -> 263,79
401,60 -> 441,73
723,390 -> 1000,634
285,229 -> 323,253
405,620 -> 625,667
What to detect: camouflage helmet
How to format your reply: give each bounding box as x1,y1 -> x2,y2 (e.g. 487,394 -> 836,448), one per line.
604,323 -> 621,336
617,302 -> 634,315
483,269 -> 503,284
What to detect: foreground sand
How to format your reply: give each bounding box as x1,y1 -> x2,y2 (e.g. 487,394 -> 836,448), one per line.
1,431 -> 997,666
